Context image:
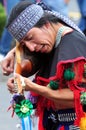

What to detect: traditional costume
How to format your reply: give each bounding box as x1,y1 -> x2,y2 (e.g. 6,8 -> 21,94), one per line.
31,30 -> 86,130
7,1 -> 86,130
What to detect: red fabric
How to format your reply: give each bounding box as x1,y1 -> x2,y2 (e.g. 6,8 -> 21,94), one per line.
69,81 -> 85,126
59,126 -> 65,130
34,59 -> 86,128
31,92 -> 39,96
56,63 -> 65,81
38,111 -> 45,130
74,89 -> 84,125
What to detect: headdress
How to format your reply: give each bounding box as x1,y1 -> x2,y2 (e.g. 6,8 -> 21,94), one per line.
7,2 -> 83,41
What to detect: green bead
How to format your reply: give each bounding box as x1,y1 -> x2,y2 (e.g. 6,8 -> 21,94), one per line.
64,68 -> 75,81
49,80 -> 59,90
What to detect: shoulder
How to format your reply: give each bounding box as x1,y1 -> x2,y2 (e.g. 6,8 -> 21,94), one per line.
55,30 -> 86,61
62,30 -> 86,44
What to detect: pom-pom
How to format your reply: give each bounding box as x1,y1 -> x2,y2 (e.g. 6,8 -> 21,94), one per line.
48,80 -> 59,90
64,68 -> 75,81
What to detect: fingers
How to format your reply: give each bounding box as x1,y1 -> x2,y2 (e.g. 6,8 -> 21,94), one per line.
0,62 -> 11,76
7,77 -> 17,94
7,74 -> 26,94
1,60 -> 14,75
10,58 -> 14,71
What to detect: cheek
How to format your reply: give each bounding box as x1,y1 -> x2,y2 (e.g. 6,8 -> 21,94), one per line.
34,36 -> 43,43
35,31 -> 45,39
38,36 -> 48,43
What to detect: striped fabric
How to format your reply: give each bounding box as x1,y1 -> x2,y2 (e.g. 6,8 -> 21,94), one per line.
69,125 -> 80,130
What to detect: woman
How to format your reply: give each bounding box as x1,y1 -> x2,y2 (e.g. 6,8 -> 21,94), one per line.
1,1 -> 86,130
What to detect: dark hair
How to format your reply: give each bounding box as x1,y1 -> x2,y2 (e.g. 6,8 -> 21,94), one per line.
35,13 -> 66,27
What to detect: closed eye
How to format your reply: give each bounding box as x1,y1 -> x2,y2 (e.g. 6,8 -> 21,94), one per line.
24,35 -> 33,41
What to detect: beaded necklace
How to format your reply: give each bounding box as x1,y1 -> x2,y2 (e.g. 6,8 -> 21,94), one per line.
55,26 -> 73,48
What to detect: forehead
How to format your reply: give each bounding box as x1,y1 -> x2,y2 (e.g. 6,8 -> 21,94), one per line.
20,27 -> 38,41
25,27 -> 42,36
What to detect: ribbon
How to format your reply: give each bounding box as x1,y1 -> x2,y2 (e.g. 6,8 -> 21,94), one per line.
21,116 -> 32,130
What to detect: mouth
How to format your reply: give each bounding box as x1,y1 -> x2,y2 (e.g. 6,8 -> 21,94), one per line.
40,45 -> 48,53
35,44 -> 45,52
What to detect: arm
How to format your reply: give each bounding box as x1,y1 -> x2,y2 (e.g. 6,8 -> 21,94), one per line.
24,78 -> 74,109
7,74 -> 74,109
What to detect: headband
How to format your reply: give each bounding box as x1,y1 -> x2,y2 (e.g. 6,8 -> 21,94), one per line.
7,2 -> 84,42
7,4 -> 44,41
45,10 -> 83,35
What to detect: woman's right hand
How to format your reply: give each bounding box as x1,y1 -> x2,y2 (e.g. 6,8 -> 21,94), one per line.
0,48 -> 15,75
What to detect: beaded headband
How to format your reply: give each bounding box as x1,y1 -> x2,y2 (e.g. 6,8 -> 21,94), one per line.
7,3 -> 83,42
7,4 -> 44,41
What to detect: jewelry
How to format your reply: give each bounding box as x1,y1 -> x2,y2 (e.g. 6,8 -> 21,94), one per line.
55,26 -> 72,48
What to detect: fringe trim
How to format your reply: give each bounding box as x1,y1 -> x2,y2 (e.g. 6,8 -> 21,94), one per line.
38,110 -> 45,130
68,80 -> 85,126
32,58 -> 86,127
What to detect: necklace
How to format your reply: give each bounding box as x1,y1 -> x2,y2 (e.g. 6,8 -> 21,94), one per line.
55,26 -> 72,48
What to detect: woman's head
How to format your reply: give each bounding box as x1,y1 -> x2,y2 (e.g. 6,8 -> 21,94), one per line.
6,1 -> 82,43
6,1 -> 81,53
6,1 -> 44,42
6,1 -> 64,42
6,1 -> 63,53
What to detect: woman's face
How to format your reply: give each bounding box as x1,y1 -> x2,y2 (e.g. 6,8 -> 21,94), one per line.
20,26 -> 55,53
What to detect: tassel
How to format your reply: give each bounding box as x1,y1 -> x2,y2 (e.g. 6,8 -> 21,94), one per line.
38,111 -> 45,130
21,116 -> 32,130
80,92 -> 86,130
80,113 -> 86,130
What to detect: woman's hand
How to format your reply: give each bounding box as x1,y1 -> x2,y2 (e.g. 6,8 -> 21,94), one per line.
7,73 -> 29,94
0,48 -> 15,75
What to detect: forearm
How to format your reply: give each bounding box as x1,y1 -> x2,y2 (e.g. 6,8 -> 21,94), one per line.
1,47 -> 16,75
24,78 -> 74,109
5,47 -> 16,57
